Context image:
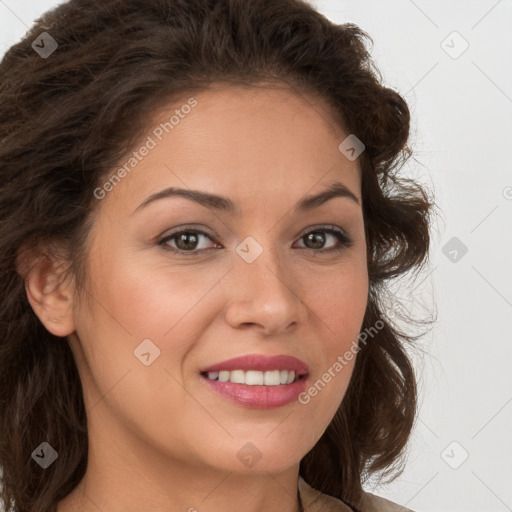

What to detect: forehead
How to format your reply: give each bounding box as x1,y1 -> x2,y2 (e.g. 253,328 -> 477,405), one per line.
99,83 -> 361,214
174,82 -> 350,148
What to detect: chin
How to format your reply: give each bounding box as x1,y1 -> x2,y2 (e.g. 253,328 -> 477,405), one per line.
198,437 -> 305,475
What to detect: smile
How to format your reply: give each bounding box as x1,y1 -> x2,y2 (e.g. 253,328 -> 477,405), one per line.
202,369 -> 300,385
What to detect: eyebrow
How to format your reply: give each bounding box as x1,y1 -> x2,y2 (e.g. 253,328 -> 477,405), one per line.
132,180 -> 360,216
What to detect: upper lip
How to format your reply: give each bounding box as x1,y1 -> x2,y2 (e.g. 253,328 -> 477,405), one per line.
200,354 -> 309,375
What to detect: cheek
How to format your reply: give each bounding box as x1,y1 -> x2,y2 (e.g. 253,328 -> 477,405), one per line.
87,245 -> 226,340
297,258 -> 368,415
307,253 -> 369,338
328,268 -> 368,371
71,255 -> 207,442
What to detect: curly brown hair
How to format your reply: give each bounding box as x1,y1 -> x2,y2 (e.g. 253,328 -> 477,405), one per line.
0,0 -> 432,511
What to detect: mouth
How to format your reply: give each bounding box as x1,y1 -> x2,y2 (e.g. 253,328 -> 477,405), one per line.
199,353 -> 309,386
200,369 -> 306,386
198,354 -> 310,409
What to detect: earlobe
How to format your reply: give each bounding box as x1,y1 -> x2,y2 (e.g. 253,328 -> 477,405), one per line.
23,256 -> 76,338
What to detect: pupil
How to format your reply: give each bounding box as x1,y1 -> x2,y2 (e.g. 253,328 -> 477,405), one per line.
178,233 -> 198,250
306,231 -> 325,249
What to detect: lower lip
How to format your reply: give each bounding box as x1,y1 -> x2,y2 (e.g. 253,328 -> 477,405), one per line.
200,374 -> 308,409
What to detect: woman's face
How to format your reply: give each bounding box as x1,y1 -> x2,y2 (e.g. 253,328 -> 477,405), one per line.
66,84 -> 368,476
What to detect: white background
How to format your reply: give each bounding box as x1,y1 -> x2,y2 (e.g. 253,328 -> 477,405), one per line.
1,1 -> 512,511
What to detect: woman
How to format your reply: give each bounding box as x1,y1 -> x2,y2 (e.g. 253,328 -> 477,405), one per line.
0,0 -> 432,511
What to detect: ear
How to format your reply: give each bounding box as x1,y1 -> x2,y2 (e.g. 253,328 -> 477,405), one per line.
17,244 -> 76,337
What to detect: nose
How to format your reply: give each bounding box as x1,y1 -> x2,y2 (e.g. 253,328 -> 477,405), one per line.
223,241 -> 308,335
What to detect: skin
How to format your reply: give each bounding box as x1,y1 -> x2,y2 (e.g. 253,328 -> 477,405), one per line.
24,83 -> 369,512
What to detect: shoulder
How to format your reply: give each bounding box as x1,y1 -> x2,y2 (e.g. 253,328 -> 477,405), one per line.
298,476 -> 353,512
359,491 -> 415,512
298,476 -> 415,512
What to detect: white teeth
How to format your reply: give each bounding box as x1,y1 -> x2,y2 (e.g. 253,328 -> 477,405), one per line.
230,370 -> 245,384
205,369 -> 298,385
245,370 -> 263,385
263,370 -> 281,386
218,370 -> 230,382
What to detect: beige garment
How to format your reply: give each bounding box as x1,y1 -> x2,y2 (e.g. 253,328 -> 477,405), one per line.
298,476 -> 415,512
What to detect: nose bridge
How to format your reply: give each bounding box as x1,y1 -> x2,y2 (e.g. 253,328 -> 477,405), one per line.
224,232 -> 305,333
235,232 -> 288,288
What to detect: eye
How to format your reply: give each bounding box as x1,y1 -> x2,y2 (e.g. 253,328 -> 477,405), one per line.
293,226 -> 353,253
159,228 -> 219,255
158,225 -> 353,256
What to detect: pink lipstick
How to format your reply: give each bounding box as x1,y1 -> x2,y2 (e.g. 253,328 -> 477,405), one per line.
199,354 -> 309,409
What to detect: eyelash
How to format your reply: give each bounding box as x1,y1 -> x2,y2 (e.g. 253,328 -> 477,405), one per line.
158,225 -> 353,257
